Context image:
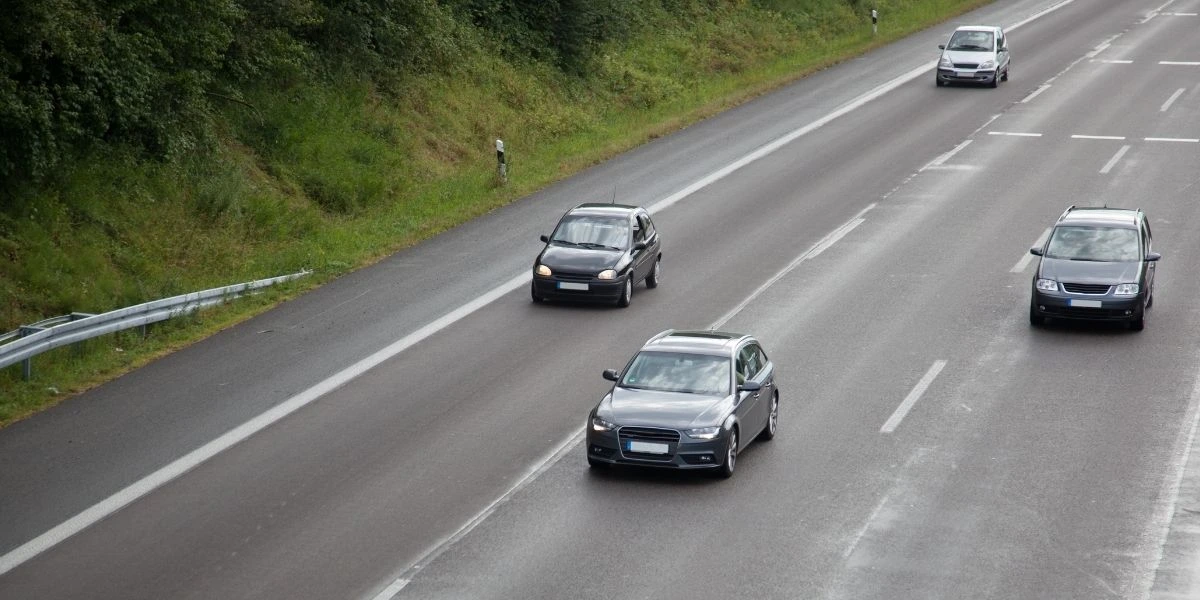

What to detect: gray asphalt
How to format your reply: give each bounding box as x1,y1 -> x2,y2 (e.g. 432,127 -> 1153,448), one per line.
3,0 -> 1200,598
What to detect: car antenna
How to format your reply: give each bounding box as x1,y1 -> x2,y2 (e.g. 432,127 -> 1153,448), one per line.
611,186 -> 617,205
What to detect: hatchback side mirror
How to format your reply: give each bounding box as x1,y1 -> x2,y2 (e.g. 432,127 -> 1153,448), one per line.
938,44 -> 946,50
1146,252 -> 1162,262
539,234 -> 549,243
632,241 -> 648,251
602,369 -> 619,382
1029,247 -> 1043,256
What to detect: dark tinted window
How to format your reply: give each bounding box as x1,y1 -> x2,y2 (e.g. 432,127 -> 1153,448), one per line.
1045,226 -> 1140,262
621,351 -> 730,396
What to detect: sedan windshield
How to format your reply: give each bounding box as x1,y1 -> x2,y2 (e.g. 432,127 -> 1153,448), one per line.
620,351 -> 730,396
551,215 -> 628,250
947,31 -> 993,51
1045,226 -> 1140,262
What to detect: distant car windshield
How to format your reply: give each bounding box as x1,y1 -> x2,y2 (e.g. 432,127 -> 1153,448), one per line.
948,31 -> 993,51
620,351 -> 730,396
551,215 -> 628,249
1045,226 -> 1140,262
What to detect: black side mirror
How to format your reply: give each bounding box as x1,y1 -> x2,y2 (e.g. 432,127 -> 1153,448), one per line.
602,369 -> 619,382
540,234 -> 549,243
1146,252 -> 1162,262
1029,247 -> 1043,256
738,381 -> 762,393
938,44 -> 946,50
633,241 -> 648,251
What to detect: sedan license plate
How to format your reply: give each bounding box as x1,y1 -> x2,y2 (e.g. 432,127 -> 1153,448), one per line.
558,281 -> 588,291
1069,299 -> 1102,308
626,440 -> 669,454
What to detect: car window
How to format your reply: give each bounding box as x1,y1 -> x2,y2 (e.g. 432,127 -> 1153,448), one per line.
632,216 -> 646,243
550,215 -> 629,249
638,214 -> 656,240
620,351 -> 730,396
1045,226 -> 1140,262
751,344 -> 768,375
948,30 -> 994,51
737,346 -> 760,382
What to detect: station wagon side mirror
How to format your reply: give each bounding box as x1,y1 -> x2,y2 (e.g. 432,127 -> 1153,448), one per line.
1029,247 -> 1043,256
540,234 -> 549,243
738,381 -> 762,393
938,44 -> 946,50
602,369 -> 619,382
632,241 -> 648,251
1146,252 -> 1161,262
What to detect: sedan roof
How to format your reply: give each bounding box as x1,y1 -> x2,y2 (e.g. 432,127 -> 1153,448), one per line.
1060,207 -> 1140,228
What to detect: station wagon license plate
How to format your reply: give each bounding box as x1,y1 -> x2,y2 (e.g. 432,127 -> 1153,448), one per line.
626,440 -> 669,454
558,281 -> 588,291
1069,299 -> 1102,308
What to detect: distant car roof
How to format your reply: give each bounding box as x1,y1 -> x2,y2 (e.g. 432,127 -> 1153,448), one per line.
569,203 -> 641,217
1059,207 -> 1141,228
641,330 -> 750,356
954,25 -> 1001,32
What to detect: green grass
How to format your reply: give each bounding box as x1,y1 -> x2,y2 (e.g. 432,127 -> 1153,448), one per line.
0,0 -> 992,426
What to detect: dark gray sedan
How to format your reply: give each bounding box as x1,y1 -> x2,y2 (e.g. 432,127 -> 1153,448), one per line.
586,330 -> 779,478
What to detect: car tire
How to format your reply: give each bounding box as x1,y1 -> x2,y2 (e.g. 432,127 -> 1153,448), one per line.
1029,301 -> 1045,326
616,277 -> 632,308
1130,305 -> 1146,331
645,256 -> 661,289
758,392 -> 778,442
716,427 -> 738,479
1147,292 -> 1154,309
1001,67 -> 1009,82
530,283 -> 543,303
936,77 -> 945,87
990,74 -> 999,88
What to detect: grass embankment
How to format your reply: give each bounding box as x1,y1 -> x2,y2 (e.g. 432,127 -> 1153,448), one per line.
0,0 -> 990,425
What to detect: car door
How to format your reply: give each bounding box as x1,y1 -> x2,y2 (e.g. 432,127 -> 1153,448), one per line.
629,213 -> 651,282
735,345 -> 763,434
750,343 -> 775,433
1142,219 -> 1156,295
996,28 -> 1009,71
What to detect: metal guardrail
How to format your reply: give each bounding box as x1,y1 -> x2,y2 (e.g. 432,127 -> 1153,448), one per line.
0,270 -> 311,380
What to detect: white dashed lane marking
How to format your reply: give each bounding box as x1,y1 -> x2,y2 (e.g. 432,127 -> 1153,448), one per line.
1100,145 -> 1132,174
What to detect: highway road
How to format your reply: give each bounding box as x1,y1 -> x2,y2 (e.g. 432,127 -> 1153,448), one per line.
3,0 -> 1200,598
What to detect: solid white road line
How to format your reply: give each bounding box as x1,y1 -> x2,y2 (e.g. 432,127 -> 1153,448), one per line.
1145,137 -> 1200,143
1094,59 -> 1134,64
1072,134 -> 1126,140
1011,228 -> 1051,273
988,131 -> 1043,137
1021,85 -> 1051,103
1160,61 -> 1200,66
881,360 -> 948,434
843,492 -> 892,559
920,140 -> 972,171
1161,88 -> 1186,112
1100,145 -> 1131,174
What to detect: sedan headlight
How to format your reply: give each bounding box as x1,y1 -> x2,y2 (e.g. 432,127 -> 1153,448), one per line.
1036,279 -> 1058,292
592,416 -> 617,432
685,426 -> 721,440
597,269 -> 617,280
978,60 -> 996,70
1114,283 -> 1139,296
535,264 -> 552,277
938,56 -> 954,69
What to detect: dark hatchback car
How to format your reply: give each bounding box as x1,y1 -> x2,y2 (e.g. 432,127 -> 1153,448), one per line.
586,330 -> 779,478
1029,206 -> 1159,330
531,203 -> 661,307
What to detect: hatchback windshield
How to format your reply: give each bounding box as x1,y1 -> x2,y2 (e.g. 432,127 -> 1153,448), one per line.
551,215 -> 628,249
620,351 -> 730,396
948,30 -> 994,51
1045,226 -> 1140,262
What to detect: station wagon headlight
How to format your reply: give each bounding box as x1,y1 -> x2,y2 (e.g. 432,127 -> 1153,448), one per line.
535,264 -> 552,277
592,416 -> 617,432
1114,283 -> 1139,296
978,60 -> 995,70
597,269 -> 617,280
939,56 -> 954,68
685,426 -> 721,440
1036,279 -> 1058,292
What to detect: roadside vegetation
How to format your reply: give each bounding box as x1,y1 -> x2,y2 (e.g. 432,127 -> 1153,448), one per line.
0,0 -> 990,425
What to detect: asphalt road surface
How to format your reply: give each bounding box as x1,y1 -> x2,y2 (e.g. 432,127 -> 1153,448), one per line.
3,1 -> 1200,599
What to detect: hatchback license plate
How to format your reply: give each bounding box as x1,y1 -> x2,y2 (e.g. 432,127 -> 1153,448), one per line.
626,440 -> 669,454
1069,299 -> 1102,308
558,281 -> 588,291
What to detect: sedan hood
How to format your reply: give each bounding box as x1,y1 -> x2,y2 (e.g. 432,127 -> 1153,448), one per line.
603,387 -> 731,430
538,244 -> 623,273
1039,257 -> 1140,284
943,50 -> 997,66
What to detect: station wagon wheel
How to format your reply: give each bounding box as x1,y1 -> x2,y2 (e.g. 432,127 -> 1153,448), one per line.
758,392 -> 778,442
616,277 -> 632,308
1130,301 -> 1146,331
1029,299 -> 1044,326
717,427 -> 737,479
645,256 -> 661,289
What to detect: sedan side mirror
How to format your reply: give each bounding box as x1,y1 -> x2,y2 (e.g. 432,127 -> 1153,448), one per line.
738,381 -> 762,393
602,369 -> 619,382
1029,247 -> 1043,256
539,234 -> 549,243
1146,252 -> 1162,262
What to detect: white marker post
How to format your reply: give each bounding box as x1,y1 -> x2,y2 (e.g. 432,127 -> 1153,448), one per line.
871,8 -> 878,35
495,139 -> 507,183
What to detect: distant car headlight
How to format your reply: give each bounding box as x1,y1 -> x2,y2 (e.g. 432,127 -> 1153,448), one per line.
592,416 -> 617,432
978,60 -> 996,70
535,264 -> 552,277
1114,283 -> 1139,296
597,269 -> 617,280
685,426 -> 721,440
938,56 -> 954,69
1036,279 -> 1058,292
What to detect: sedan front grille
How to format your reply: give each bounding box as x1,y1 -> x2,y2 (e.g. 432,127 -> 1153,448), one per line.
1063,283 -> 1112,295
618,427 -> 681,443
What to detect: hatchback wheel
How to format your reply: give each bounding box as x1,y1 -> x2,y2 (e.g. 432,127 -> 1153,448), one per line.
758,393 -> 778,442
645,257 -> 661,289
716,428 -> 738,479
616,277 -> 632,308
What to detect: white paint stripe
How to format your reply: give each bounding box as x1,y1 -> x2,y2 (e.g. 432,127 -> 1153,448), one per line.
1145,137 -> 1200,143
1160,61 -> 1200,66
1021,84 -> 1051,103
1100,145 -> 1131,174
844,492 -> 892,559
988,131 -> 1043,137
1072,134 -> 1126,140
710,207 -> 872,330
1094,59 -> 1134,64
922,164 -> 977,171
1011,228 -> 1052,273
921,140 -> 972,171
881,360 -> 948,433
1142,0 -> 1176,24
1164,12 -> 1199,16
1161,88 -> 1186,112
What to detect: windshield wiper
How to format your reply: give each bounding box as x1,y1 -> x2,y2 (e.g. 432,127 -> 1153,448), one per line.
551,239 -> 582,247
578,242 -> 621,250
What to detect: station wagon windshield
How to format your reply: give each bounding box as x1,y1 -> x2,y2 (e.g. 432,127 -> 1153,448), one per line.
1045,226 -> 1140,262
620,352 -> 730,396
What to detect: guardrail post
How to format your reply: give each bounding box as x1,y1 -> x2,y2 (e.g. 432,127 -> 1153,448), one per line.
19,326 -> 42,381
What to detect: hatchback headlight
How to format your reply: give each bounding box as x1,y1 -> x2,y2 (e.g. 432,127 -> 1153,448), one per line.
1036,279 -> 1058,292
1114,283 -> 1139,296
978,60 -> 996,70
685,426 -> 721,440
938,56 -> 954,69
592,416 -> 617,432
597,269 -> 617,280
535,264 -> 552,277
